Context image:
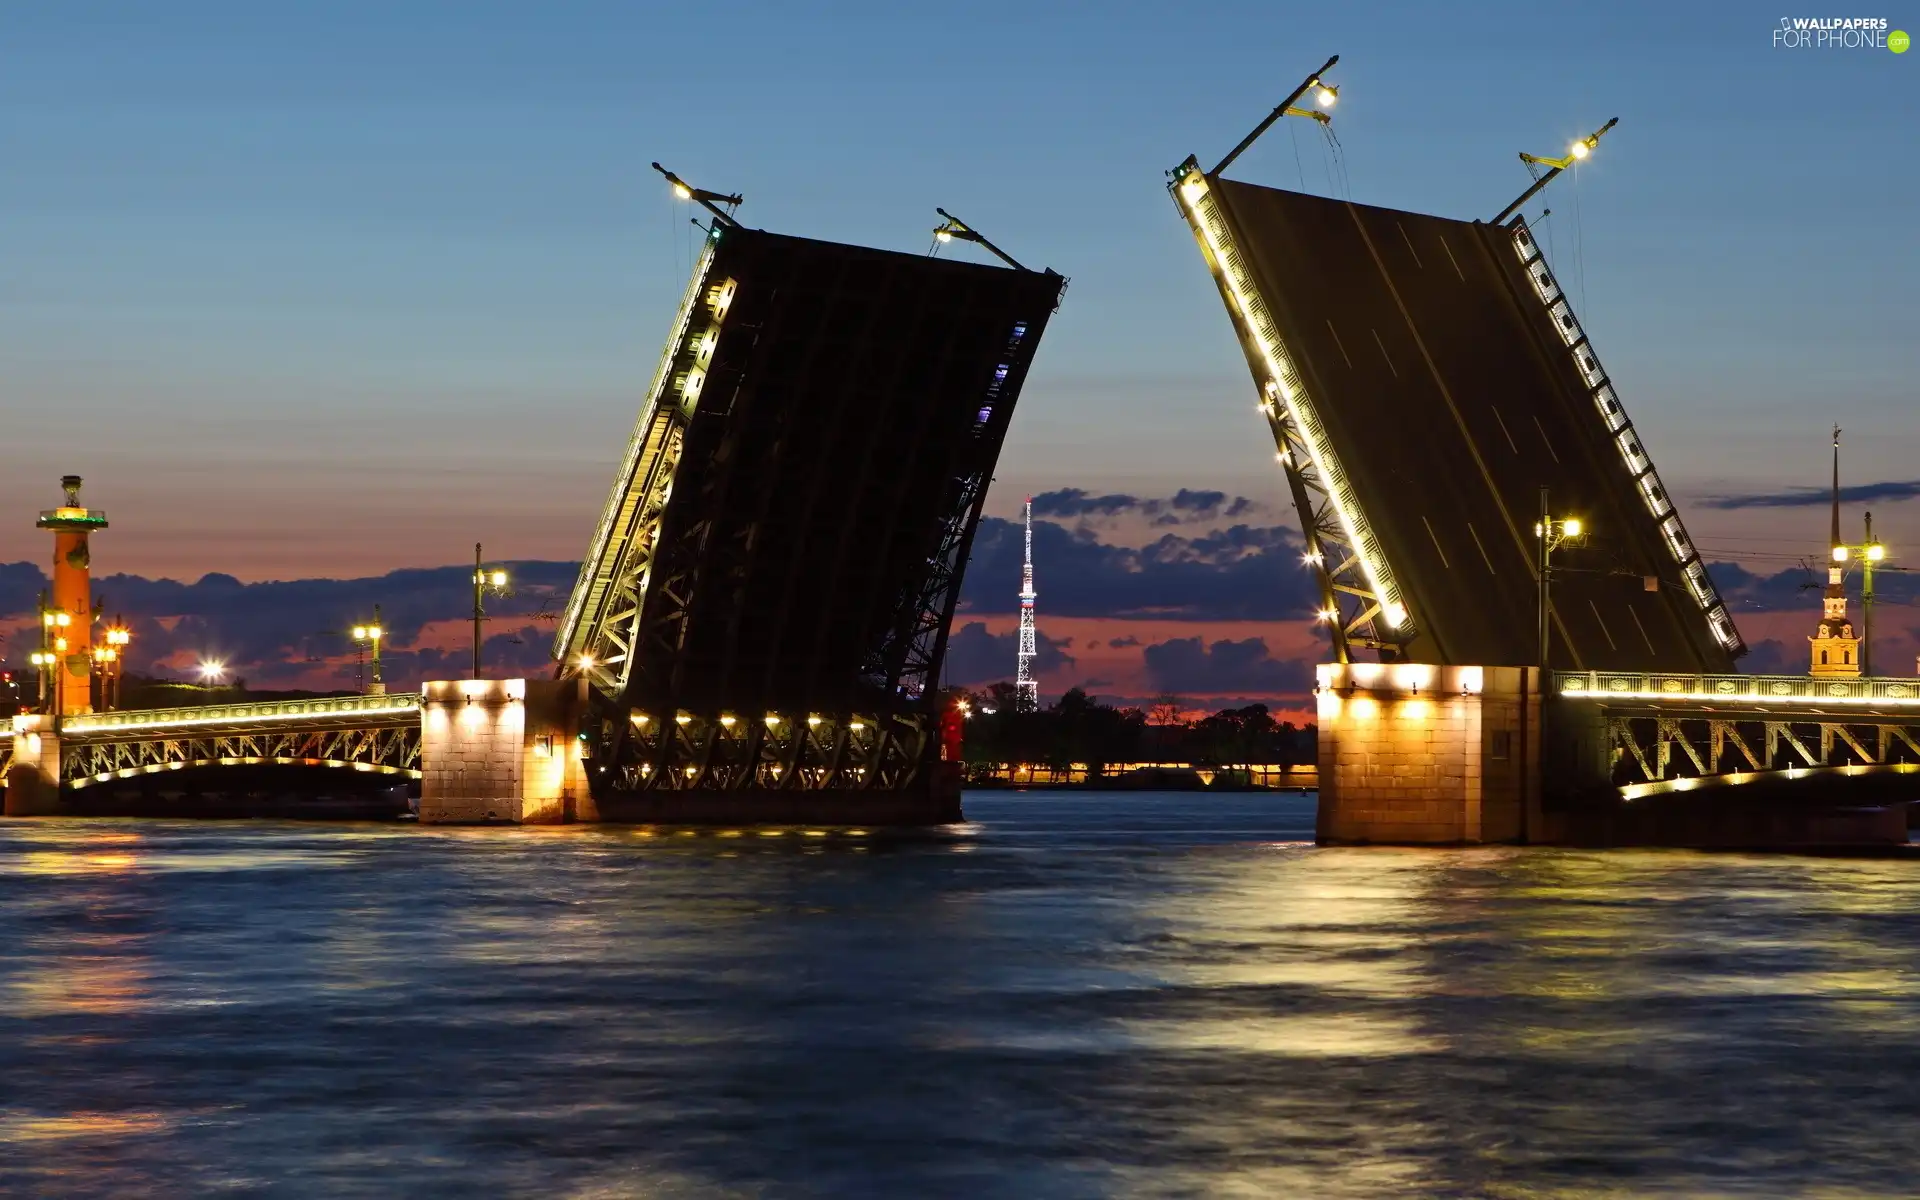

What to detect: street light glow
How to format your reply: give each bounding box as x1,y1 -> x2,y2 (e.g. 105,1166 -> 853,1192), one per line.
490,570 -> 508,588
1316,86 -> 1338,109
1562,518 -> 1582,537
199,660 -> 226,682
672,182 -> 692,200
1868,544 -> 1886,562
1833,545 -> 1850,562
1570,139 -> 1591,159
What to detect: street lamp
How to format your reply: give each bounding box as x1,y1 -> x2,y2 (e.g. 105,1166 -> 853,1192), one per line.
1834,512 -> 1891,675
1534,487 -> 1586,670
28,650 -> 53,712
39,604 -> 73,715
351,605 -> 386,694
199,660 -> 226,686
98,621 -> 131,711
472,543 -> 511,679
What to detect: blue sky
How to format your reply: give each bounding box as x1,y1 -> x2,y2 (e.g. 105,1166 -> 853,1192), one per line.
1,1 -> 1915,581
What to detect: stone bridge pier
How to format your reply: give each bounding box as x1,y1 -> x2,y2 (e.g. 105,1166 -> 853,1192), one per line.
417,679 -> 590,824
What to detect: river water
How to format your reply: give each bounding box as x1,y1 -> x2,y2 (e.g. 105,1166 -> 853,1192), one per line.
1,792 -> 1916,1198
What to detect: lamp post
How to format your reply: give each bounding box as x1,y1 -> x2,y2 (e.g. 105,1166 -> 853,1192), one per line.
1534,486 -> 1586,671
351,606 -> 386,695
39,601 -> 72,716
1831,513 -> 1889,676
472,544 -> 510,680
102,622 -> 130,711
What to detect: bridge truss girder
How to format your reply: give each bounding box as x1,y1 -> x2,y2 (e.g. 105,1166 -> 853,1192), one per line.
1607,713 -> 1920,787
63,724 -> 421,789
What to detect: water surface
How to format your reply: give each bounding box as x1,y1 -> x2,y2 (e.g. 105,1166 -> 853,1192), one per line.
2,792 -> 1916,1197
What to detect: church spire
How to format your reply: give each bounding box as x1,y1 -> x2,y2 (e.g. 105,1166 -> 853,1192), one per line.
1811,426 -> 1860,677
1830,425 -> 1842,553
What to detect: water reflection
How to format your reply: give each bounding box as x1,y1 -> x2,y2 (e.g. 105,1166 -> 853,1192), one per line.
0,798 -> 1914,1197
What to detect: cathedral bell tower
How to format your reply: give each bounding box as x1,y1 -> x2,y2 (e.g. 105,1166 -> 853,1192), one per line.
1810,427 -> 1861,678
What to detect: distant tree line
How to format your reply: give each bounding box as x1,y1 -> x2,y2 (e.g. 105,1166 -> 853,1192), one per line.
948,683 -> 1315,770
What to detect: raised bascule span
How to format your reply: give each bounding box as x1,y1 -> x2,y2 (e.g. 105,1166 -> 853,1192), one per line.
554,196 -> 1065,823
1168,161 -> 1744,673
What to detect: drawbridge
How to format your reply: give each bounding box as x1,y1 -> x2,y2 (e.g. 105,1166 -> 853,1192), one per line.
555,188 -> 1064,819
1169,144 -> 1745,673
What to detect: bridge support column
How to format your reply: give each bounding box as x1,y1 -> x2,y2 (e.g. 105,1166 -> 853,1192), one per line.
1315,664 -> 1540,845
418,680 -> 587,824
5,715 -> 65,816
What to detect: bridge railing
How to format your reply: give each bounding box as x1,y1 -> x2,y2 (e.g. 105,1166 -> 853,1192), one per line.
1555,671 -> 1920,708
61,693 -> 423,737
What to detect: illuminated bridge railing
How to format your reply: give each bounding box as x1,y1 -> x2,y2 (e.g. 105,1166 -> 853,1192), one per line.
63,693 -> 423,737
1556,672 -> 1920,708
58,693 -> 425,789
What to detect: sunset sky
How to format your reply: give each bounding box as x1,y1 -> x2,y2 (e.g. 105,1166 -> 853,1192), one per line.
2,3 -> 1914,705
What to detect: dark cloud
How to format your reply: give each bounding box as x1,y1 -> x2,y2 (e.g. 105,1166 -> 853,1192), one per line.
1029,489 -> 1139,518
1028,488 -> 1265,524
0,560 -> 575,689
1142,636 -> 1313,696
1106,636 -> 1140,648
941,622 -> 1075,686
1738,638 -> 1796,675
1710,558 -> 1920,616
1699,480 -> 1920,509
959,516 -> 1313,620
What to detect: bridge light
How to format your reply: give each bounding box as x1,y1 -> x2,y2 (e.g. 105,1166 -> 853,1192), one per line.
576,653 -> 595,670
1833,545 -> 1850,562
850,720 -> 866,730
807,716 -> 822,727
764,714 -> 781,726
719,715 -> 737,728
674,713 -> 691,725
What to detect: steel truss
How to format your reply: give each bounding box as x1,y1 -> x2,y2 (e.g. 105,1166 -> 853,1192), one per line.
1606,713 -> 1920,785
63,724 -> 420,788
1169,159 -> 1402,663
563,265 -> 735,704
611,710 -> 925,793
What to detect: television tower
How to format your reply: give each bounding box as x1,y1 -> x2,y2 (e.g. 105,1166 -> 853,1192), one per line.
1016,497 -> 1039,710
